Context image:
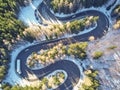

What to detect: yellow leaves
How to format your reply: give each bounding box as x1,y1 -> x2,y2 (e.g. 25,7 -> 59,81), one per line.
89,36 -> 95,41
84,70 -> 92,75
113,20 -> 120,30
114,5 -> 120,13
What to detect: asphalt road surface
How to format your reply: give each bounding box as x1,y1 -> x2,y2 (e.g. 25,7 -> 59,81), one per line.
15,1 -> 109,90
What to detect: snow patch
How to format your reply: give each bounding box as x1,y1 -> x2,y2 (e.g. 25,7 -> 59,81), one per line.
46,70 -> 67,90
3,42 -> 36,86
64,56 -> 85,90
18,0 -> 43,26
59,22 -> 97,39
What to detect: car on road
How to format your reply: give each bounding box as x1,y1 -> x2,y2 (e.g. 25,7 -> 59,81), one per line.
17,59 -> 21,74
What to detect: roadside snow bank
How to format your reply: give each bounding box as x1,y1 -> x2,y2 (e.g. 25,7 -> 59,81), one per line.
60,22 -> 97,39
3,42 -> 36,86
46,70 -> 67,90
64,56 -> 84,90
18,0 -> 43,26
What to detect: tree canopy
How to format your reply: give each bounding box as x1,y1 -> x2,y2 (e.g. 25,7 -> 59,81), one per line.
0,0 -> 26,82
50,0 -> 108,14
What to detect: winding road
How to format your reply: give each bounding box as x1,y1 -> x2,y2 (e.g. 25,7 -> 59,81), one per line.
15,1 -> 109,90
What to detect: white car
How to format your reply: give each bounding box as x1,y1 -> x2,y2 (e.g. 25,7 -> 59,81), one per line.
17,59 -> 21,74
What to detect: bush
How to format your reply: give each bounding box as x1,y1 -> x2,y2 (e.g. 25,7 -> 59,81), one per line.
59,73 -> 65,79
68,42 -> 88,59
80,70 -> 100,90
48,85 -> 52,89
89,72 -> 97,78
107,46 -> 117,50
93,51 -> 103,59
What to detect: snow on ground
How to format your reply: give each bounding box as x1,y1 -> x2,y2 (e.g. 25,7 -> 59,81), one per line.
50,0 -> 119,18
50,6 -> 107,17
46,70 -> 67,90
107,0 -> 120,14
4,28 -> 120,89
86,28 -> 120,89
50,0 -> 120,28
3,39 -> 84,87
46,70 -> 67,81
7,0 -> 120,89
18,0 -> 120,27
73,28 -> 120,90
64,56 -> 84,90
3,23 -> 93,86
51,6 -> 114,28
18,0 -> 43,26
60,23 -> 97,40
4,42 -> 69,87
25,19 -> 97,42
104,0 -> 116,8
3,42 -> 36,86
65,56 -> 84,76
26,54 -> 44,70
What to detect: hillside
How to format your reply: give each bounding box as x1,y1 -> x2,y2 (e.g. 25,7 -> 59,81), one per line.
49,0 -> 108,14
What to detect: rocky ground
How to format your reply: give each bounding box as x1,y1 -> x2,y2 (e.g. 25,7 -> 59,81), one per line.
87,28 -> 120,90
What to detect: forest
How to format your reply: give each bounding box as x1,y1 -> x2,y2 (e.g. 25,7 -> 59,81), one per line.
50,0 -> 108,14
0,0 -> 117,89
0,0 -> 27,82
